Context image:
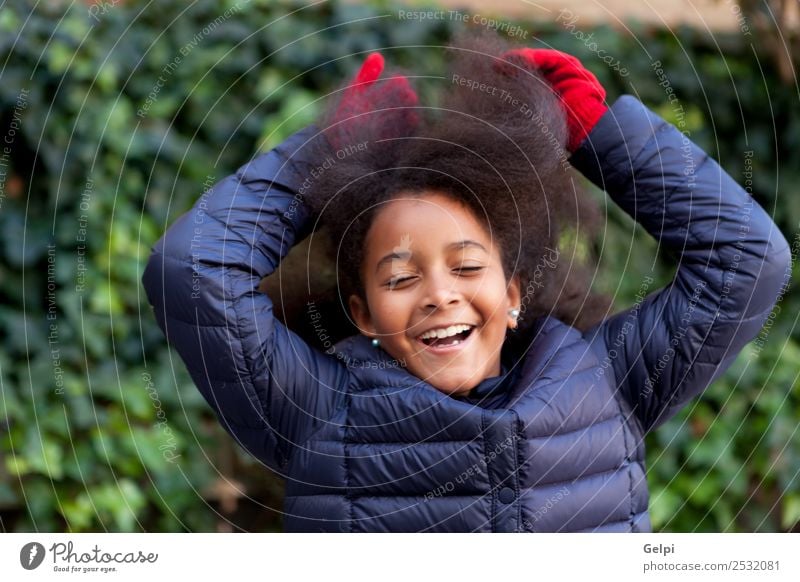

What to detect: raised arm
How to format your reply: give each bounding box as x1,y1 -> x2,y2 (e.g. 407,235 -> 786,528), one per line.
141,125 -> 349,471
571,95 -> 791,433
142,52 -> 421,470
498,47 -> 791,433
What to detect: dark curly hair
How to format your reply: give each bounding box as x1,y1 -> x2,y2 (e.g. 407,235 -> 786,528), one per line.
292,28 -> 613,352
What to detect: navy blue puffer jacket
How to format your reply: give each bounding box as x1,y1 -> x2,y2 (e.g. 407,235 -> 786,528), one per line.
142,96 -> 791,532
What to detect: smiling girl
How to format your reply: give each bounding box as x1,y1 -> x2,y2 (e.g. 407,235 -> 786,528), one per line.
143,31 -> 791,532
349,192 -> 522,395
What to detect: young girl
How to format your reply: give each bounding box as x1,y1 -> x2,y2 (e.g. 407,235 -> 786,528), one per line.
142,31 -> 791,532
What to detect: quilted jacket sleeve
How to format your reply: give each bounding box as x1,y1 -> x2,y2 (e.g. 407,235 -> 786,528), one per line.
572,95 -> 792,434
141,126 -> 349,471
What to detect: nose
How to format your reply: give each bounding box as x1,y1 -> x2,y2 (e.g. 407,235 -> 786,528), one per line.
420,271 -> 463,311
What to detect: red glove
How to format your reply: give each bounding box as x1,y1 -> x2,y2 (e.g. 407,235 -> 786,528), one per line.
497,48 -> 607,153
330,52 -> 419,149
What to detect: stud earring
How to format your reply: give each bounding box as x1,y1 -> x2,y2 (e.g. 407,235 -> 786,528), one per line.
371,338 -> 380,347
509,308 -> 520,319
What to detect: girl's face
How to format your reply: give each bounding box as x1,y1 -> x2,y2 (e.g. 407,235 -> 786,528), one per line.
349,192 -> 521,396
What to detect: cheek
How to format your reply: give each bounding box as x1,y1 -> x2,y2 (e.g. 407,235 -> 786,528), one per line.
370,293 -> 411,332
476,276 -> 512,316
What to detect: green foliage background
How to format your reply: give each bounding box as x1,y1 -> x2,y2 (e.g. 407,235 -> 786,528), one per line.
0,0 -> 797,532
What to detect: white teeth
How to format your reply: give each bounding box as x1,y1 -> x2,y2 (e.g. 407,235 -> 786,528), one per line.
419,324 -> 472,340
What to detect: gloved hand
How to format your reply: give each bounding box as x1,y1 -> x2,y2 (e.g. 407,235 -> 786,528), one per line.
497,48 -> 607,153
329,52 -> 419,150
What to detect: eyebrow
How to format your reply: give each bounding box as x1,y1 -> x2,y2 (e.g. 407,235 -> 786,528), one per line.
374,240 -> 488,273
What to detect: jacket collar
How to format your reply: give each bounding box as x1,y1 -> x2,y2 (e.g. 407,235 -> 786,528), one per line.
331,316 -> 549,398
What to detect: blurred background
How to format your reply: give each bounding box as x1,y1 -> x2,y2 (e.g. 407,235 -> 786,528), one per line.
0,0 -> 798,532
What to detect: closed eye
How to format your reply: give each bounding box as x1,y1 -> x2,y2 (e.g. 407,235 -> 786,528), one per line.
456,266 -> 484,274
386,276 -> 415,290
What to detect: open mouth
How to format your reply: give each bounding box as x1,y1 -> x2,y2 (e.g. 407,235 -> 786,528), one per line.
417,324 -> 475,348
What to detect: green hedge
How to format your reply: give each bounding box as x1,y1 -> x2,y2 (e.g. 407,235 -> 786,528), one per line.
0,0 -> 797,532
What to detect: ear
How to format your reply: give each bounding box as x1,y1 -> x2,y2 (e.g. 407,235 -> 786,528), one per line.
507,274 -> 522,328
349,294 -> 376,336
